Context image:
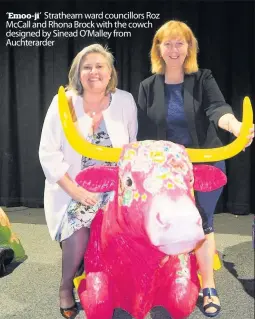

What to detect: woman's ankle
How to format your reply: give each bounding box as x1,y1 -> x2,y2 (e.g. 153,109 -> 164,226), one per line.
59,290 -> 75,308
59,281 -> 75,304
201,283 -> 216,289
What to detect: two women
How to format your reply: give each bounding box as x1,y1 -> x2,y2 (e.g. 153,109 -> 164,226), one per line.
39,20 -> 253,319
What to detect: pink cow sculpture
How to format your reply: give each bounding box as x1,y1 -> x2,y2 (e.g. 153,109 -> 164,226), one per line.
75,140 -> 227,319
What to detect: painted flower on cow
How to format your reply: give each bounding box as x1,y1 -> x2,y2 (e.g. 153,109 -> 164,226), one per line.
149,150 -> 166,164
172,174 -> 188,190
167,156 -> 190,176
167,182 -> 175,189
143,176 -> 163,194
176,254 -> 191,284
131,157 -> 152,173
140,140 -> 153,147
130,142 -> 140,148
155,166 -> 171,180
141,193 -> 147,202
120,147 -> 152,173
122,189 -> 133,207
120,173 -> 137,207
134,191 -> 140,201
123,149 -> 137,161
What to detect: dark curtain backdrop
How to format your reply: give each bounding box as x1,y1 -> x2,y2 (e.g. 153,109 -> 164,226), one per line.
0,0 -> 254,214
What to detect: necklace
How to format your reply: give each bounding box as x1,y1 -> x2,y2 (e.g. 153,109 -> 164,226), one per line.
85,94 -> 112,133
84,94 -> 109,118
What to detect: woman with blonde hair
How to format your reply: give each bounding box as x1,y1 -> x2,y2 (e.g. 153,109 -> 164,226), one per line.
39,43 -> 137,318
137,20 -> 254,317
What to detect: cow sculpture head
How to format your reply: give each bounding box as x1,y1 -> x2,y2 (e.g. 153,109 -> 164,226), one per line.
117,141 -> 208,255
75,140 -> 228,255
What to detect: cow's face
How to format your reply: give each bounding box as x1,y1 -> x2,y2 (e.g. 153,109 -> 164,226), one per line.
117,141 -> 205,255
76,140 -> 227,256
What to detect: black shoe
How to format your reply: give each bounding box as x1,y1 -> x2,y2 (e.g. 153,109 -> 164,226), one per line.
202,288 -> 221,317
0,247 -> 14,277
60,304 -> 78,319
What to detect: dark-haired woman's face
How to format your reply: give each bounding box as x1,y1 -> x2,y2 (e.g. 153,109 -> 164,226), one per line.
160,37 -> 188,70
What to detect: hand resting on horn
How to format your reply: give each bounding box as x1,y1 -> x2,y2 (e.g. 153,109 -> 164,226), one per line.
218,113 -> 254,149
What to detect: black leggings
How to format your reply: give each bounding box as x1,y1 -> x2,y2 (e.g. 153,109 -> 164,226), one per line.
59,227 -> 89,301
195,161 -> 226,235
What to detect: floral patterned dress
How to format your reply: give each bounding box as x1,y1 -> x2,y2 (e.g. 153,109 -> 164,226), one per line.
55,119 -> 116,242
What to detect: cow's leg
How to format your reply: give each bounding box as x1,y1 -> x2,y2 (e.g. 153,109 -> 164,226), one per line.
79,272 -> 113,319
60,227 -> 90,310
164,254 -> 199,319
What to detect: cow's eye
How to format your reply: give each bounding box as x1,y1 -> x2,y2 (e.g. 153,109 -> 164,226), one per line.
126,177 -> 133,187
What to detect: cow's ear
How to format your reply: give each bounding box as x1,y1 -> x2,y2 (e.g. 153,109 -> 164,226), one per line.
75,166 -> 119,192
193,164 -> 227,192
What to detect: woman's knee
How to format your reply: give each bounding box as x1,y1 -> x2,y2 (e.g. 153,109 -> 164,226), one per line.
61,227 -> 90,252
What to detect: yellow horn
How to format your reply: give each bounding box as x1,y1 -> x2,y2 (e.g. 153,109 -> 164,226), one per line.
58,86 -> 122,162
58,86 -> 253,164
186,96 -> 253,162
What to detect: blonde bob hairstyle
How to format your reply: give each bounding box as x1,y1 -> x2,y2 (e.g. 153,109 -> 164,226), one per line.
150,20 -> 199,74
67,43 -> 118,95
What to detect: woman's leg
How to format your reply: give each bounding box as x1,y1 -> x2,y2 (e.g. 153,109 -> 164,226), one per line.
195,232 -> 219,314
195,161 -> 225,315
60,227 -> 90,309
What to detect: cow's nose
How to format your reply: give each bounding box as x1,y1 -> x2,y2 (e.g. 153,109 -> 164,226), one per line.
156,212 -> 171,229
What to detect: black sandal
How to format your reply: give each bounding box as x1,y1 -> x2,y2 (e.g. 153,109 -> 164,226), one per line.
60,304 -> 78,319
202,288 -> 221,317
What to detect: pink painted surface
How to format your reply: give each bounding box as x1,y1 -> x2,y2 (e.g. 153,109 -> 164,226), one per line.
75,141 -> 225,319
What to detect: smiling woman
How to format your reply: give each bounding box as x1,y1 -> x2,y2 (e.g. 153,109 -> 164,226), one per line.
38,43 -> 138,318
137,19 -> 254,318
150,20 -> 198,75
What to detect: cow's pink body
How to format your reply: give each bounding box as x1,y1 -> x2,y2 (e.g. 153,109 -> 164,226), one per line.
75,141 -> 227,319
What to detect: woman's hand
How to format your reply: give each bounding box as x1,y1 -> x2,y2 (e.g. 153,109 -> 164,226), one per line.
71,185 -> 99,206
218,114 -> 254,149
57,174 -> 98,206
229,120 -> 254,148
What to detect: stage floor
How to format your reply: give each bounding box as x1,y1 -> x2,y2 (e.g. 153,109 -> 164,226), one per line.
0,208 -> 254,319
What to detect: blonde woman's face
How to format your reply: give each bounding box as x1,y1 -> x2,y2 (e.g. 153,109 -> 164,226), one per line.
80,53 -> 112,93
160,37 -> 188,70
